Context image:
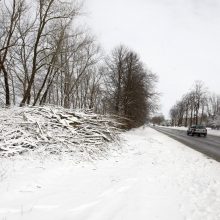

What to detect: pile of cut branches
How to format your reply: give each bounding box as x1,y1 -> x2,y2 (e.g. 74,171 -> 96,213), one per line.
0,106 -> 124,158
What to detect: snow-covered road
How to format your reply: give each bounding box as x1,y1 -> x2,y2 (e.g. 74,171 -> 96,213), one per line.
1,127 -> 220,220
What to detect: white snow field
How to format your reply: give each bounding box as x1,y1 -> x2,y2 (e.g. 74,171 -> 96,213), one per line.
1,127 -> 220,220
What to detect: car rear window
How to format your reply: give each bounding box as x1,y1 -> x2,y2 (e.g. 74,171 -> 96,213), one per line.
196,125 -> 205,129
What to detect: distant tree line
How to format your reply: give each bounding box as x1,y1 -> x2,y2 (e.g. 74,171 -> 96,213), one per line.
0,0 -> 158,128
169,81 -> 220,128
150,114 -> 165,125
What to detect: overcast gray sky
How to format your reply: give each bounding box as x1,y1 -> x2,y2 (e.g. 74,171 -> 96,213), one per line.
84,0 -> 220,117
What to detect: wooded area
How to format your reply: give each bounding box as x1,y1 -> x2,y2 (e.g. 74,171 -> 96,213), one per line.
0,0 -> 158,128
170,81 -> 220,128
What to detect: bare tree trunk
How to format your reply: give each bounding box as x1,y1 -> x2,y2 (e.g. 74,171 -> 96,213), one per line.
0,0 -> 25,106
0,60 -> 10,106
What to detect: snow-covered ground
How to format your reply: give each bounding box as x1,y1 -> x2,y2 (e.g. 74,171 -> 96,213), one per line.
166,126 -> 220,137
208,129 -> 220,136
1,127 -> 220,220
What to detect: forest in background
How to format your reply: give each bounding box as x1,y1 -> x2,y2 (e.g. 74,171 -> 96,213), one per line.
169,81 -> 220,129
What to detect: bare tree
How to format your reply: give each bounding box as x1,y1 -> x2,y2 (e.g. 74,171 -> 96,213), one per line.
20,0 -> 81,106
105,45 -> 128,113
0,0 -> 26,106
170,81 -> 208,127
104,46 -> 158,128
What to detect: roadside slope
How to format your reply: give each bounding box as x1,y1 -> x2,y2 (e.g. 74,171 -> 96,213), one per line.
0,127 -> 220,220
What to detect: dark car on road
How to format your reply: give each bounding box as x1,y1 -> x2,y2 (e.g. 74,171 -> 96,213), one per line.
187,125 -> 207,137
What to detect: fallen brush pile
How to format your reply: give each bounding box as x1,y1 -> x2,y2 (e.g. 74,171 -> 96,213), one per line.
0,106 -> 123,158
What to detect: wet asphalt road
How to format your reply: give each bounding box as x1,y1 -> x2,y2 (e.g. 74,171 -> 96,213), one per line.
152,126 -> 220,162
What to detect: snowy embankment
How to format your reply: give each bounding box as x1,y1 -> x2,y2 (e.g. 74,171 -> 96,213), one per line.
0,106 -> 122,159
1,127 -> 220,220
166,126 -> 220,137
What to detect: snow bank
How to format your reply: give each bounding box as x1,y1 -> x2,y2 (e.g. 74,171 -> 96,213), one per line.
0,127 -> 220,220
0,106 -> 122,158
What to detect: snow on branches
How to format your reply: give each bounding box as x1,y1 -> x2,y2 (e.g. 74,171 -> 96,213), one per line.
0,106 -> 123,158
208,114 -> 220,129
